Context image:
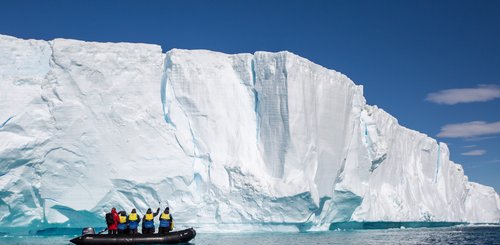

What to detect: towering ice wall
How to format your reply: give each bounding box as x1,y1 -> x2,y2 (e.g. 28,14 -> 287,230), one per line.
0,35 -> 498,231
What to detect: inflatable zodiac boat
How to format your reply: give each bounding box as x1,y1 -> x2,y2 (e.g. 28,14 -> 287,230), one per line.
70,227 -> 196,245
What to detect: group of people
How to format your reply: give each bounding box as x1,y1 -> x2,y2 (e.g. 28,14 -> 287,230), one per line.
105,206 -> 174,235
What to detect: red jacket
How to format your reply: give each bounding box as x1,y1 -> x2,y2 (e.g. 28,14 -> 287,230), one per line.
108,209 -> 120,230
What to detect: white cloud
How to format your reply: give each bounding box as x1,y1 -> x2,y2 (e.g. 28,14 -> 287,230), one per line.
437,121 -> 500,138
426,84 -> 500,105
461,149 -> 486,156
464,136 -> 498,141
463,145 -> 476,148
468,159 -> 500,168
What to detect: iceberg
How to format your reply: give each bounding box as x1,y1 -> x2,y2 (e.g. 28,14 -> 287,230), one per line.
0,34 -> 498,232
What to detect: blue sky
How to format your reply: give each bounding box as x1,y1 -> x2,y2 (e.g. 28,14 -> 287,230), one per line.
1,0 -> 499,192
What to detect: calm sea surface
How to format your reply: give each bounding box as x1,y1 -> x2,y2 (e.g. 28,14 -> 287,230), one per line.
1,225 -> 499,245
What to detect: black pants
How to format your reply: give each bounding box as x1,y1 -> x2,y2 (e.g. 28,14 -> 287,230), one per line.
158,227 -> 171,234
142,227 -> 155,234
128,228 -> 138,234
108,229 -> 117,235
117,229 -> 127,234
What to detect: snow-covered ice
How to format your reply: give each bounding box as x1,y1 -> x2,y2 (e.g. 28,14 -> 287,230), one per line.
0,34 -> 499,231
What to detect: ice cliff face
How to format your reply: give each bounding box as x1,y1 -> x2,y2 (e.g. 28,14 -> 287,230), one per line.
0,35 -> 499,231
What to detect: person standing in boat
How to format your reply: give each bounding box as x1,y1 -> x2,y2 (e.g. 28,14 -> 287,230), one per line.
142,207 -> 160,234
127,208 -> 141,234
158,207 -> 174,234
106,207 -> 120,234
117,211 -> 128,234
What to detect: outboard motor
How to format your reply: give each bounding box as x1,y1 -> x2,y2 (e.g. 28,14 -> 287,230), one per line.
81,227 -> 95,236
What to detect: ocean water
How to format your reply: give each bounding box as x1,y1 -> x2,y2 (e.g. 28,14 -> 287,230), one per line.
1,225 -> 499,245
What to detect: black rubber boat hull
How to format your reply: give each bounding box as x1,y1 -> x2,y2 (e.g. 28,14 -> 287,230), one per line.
70,228 -> 196,245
